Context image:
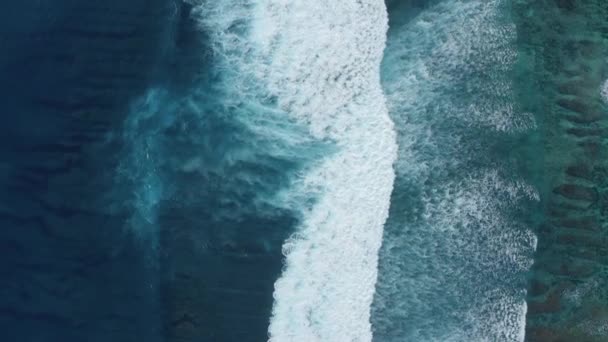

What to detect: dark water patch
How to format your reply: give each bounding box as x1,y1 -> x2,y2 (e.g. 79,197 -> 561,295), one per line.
0,1 -> 179,341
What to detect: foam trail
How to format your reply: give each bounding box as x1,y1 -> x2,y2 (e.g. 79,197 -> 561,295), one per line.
601,79 -> 608,104
189,0 -> 396,340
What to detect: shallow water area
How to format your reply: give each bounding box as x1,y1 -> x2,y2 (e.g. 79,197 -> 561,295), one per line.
0,1 -> 173,340
513,0 -> 608,340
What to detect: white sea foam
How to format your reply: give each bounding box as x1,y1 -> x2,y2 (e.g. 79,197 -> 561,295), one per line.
373,168 -> 537,341
190,0 -> 397,341
563,277 -> 599,307
371,1 -> 537,341
601,78 -> 608,104
382,0 -> 535,141
426,172 -> 536,342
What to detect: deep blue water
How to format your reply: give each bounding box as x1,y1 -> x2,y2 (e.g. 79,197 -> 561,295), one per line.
0,1 -> 170,341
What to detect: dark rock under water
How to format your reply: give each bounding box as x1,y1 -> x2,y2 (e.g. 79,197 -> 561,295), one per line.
0,1 -> 170,341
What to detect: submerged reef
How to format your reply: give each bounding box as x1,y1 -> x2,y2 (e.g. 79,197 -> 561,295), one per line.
513,0 -> 608,340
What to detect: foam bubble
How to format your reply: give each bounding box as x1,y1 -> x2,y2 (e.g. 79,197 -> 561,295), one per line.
441,292 -> 529,342
563,278 -> 600,307
190,0 -> 397,341
373,169 -> 537,341
601,78 -> 608,104
423,172 -> 536,342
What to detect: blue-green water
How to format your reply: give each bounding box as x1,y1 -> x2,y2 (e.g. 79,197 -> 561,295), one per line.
512,1 -> 608,340
2,1 -> 608,342
372,1 -> 538,341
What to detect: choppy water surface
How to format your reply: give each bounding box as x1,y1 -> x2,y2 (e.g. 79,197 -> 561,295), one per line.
371,1 -> 538,341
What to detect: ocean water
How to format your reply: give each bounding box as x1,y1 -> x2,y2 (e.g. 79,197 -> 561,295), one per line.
0,1 -> 172,341
371,1 -> 538,341
2,1 -> 607,342
513,1 -> 608,340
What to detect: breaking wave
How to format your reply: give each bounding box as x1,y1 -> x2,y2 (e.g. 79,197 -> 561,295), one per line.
189,0 -> 397,340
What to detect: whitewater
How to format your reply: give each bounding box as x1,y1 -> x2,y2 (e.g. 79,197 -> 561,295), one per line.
190,0 -> 397,341
371,1 -> 537,341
